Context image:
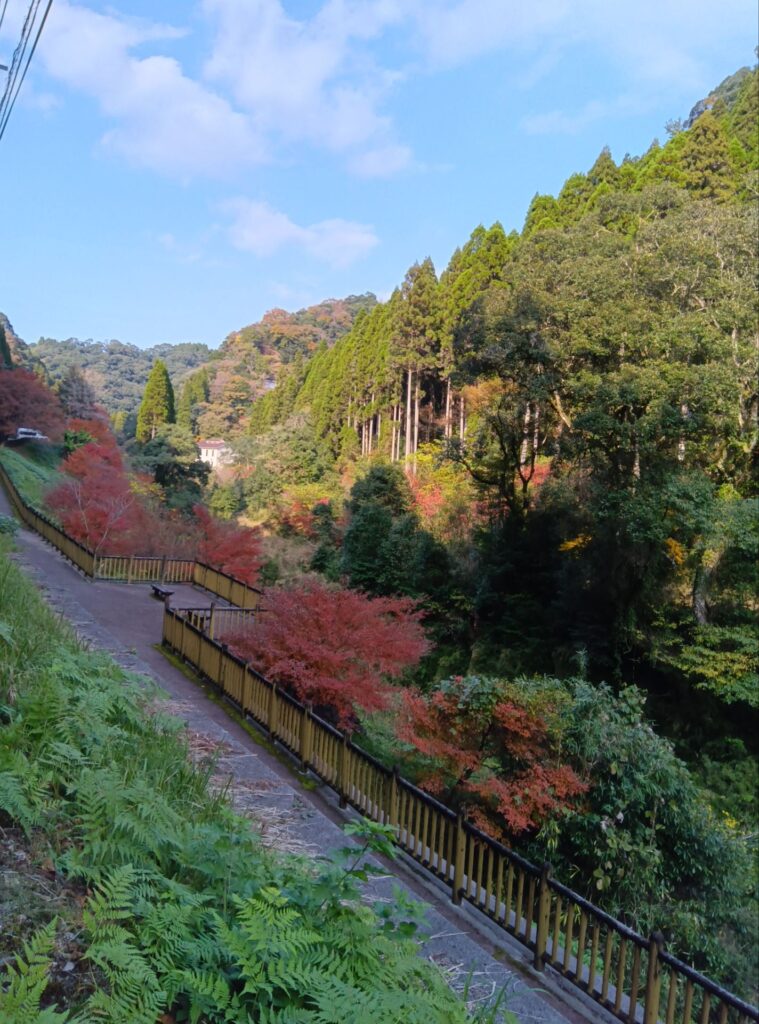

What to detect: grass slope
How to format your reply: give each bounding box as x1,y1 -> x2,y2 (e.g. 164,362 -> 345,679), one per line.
0,539 -> 474,1023
0,443 -> 63,512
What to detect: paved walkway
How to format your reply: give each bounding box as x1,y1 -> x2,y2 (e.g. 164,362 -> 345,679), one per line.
0,486 -> 589,1024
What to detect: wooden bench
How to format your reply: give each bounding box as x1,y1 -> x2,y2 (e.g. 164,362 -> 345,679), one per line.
150,583 -> 174,602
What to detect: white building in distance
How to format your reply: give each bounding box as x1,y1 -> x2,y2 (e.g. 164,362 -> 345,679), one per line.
197,438 -> 232,469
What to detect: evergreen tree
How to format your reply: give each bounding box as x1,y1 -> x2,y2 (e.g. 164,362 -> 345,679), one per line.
588,145 -> 620,187
0,323 -> 12,369
677,110 -> 738,199
136,359 -> 175,442
392,258 -> 442,466
58,365 -> 97,417
177,368 -> 210,432
522,194 -> 561,236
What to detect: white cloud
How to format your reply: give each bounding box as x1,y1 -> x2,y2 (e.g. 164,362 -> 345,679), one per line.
409,0 -> 752,88
349,143 -> 413,177
36,1 -> 264,178
221,198 -> 378,268
5,0 -> 753,183
521,94 -> 650,136
202,0 -> 408,159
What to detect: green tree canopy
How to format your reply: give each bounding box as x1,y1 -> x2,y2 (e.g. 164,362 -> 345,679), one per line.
136,359 -> 175,443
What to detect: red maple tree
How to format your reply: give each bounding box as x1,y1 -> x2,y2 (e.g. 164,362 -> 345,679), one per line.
65,415 -> 114,446
0,369 -> 65,440
46,439 -> 149,554
222,578 -> 429,726
193,504 -> 262,586
396,676 -> 586,838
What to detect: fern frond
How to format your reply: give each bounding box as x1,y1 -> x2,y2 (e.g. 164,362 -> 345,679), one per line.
0,920 -> 69,1023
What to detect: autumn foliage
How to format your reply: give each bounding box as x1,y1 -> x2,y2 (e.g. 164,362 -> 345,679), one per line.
396,676 -> 586,838
193,504 -> 262,586
65,415 -> 114,446
222,578 -> 428,726
0,369 -> 65,440
46,437 -> 152,554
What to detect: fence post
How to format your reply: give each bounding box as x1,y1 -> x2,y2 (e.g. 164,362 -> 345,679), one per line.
217,643 -> 225,690
299,703 -> 313,771
241,665 -> 252,715
643,932 -> 664,1024
127,555 -> 135,584
534,862 -> 552,971
338,732 -> 350,808
268,684 -> 279,738
452,812 -> 466,905
160,555 -> 167,583
386,765 -> 400,832
208,601 -> 216,640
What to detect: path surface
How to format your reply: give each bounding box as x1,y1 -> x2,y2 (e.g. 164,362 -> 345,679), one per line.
0,485 -> 592,1024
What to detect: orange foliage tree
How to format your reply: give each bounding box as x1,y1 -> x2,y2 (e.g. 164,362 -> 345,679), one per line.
396,675 -> 586,838
46,438 -> 151,554
0,369 -> 65,440
222,578 -> 429,726
193,504 -> 262,586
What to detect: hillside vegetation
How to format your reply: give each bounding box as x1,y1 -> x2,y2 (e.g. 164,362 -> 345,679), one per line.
10,294 -> 377,433
0,538 -> 473,1023
1,63 -> 756,1005
195,67 -> 758,994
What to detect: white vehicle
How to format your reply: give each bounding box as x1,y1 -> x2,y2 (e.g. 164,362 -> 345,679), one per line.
13,427 -> 48,441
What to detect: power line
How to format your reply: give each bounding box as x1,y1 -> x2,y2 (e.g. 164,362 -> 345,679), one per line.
0,0 -> 10,36
0,0 -> 54,142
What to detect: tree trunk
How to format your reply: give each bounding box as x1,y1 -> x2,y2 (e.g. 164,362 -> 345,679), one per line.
532,405 -> 540,455
678,403 -> 689,462
692,548 -> 724,625
444,377 -> 452,439
520,403 -> 532,466
405,368 -> 413,461
632,438 -> 641,490
413,378 -> 421,474
459,393 -> 465,440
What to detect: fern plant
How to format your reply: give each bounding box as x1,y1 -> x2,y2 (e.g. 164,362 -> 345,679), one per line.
0,921 -> 69,1024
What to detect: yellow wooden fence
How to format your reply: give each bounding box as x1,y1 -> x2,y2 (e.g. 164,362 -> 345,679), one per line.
162,603 -> 758,1024
0,458 -> 260,605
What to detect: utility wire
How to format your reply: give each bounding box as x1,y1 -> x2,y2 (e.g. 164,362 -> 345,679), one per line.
0,0 -> 54,142
0,0 -> 10,36
0,0 -> 42,133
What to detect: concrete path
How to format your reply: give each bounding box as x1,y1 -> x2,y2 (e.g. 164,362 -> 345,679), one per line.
0,486 -> 593,1024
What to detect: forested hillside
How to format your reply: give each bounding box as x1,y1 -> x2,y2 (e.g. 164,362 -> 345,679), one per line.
193,65 -> 758,993
1,62 -> 756,1005
220,65 -> 758,705
183,293 -> 377,438
25,336 -> 211,420
10,294 -> 377,434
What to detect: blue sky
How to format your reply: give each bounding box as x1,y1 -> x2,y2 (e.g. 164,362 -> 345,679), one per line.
0,0 -> 755,350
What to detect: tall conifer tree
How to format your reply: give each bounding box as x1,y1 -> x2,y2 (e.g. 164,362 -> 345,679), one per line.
136,359 -> 175,442
0,324 -> 12,369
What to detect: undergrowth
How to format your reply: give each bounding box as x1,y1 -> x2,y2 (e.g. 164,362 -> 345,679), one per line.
0,444 -> 63,514
0,537 -> 481,1022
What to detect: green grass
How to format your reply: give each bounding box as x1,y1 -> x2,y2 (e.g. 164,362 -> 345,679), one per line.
0,539 -> 475,1023
0,444 -> 64,512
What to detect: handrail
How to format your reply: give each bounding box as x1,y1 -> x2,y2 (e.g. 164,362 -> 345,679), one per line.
0,454 -> 259,604
162,603 -> 759,1024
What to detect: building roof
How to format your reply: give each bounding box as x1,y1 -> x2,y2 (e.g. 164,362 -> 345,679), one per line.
198,439 -> 229,449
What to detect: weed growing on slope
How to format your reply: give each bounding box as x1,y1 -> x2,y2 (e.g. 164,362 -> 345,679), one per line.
0,538 -> 474,1022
